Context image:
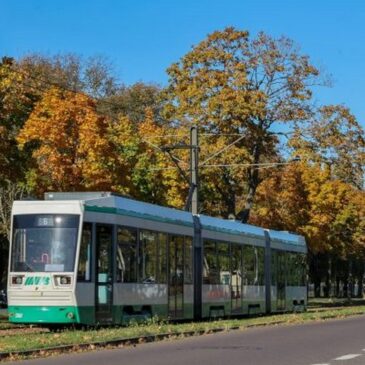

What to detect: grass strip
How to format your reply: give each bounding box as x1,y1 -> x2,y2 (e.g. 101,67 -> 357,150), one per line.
1,306 -> 365,361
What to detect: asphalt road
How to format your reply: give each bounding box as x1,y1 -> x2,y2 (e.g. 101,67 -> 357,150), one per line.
7,315 -> 365,365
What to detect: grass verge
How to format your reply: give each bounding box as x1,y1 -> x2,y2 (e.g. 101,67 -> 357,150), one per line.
1,306 -> 365,360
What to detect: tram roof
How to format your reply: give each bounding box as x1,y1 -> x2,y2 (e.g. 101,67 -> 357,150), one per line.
47,192 -> 195,227
199,214 -> 265,238
43,192 -> 306,247
266,229 -> 306,247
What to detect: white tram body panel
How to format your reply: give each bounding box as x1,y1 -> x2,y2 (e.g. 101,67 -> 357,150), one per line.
8,200 -> 83,323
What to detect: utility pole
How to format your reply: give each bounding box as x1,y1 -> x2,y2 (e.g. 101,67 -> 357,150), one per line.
189,125 -> 202,320
163,125 -> 200,214
190,126 -> 199,215
160,125 -> 201,320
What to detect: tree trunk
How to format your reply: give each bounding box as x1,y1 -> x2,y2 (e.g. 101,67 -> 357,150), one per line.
237,141 -> 262,223
237,181 -> 257,223
348,260 -> 353,299
335,277 -> 340,298
221,169 -> 236,219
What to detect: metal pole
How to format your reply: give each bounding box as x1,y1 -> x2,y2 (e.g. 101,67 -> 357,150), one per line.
190,126 -> 202,319
190,126 -> 199,214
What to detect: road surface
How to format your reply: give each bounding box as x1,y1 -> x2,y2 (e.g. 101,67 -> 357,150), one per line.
7,315 -> 365,365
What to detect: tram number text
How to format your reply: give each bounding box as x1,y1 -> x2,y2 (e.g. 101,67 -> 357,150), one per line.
24,277 -> 50,286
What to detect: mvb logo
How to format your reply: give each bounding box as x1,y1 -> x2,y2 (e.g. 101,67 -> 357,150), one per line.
24,277 -> 50,286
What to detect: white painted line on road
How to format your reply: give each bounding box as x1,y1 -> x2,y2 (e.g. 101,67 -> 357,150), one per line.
334,354 -> 362,361
310,363 -> 330,365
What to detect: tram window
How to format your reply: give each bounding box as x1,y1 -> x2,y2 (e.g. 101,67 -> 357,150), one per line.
231,244 -> 242,287
184,237 -> 193,284
116,227 -> 137,283
157,233 -> 167,284
11,214 -> 79,273
139,230 -> 157,284
77,223 -> 92,281
217,242 -> 230,285
257,247 -> 265,285
299,254 -> 307,286
271,249 -> 278,285
243,246 -> 264,286
287,253 -> 296,286
243,246 -> 254,285
286,253 -> 293,285
287,253 -> 306,286
203,241 -> 219,285
295,253 -> 305,286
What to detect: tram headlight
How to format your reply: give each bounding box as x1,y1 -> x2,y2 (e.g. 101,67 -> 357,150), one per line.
54,275 -> 72,286
60,276 -> 71,285
12,276 -> 24,285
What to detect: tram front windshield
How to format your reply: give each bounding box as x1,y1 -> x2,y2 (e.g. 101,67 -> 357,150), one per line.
11,214 -> 80,273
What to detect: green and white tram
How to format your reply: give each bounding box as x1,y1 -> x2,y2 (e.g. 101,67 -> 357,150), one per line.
8,192 -> 307,326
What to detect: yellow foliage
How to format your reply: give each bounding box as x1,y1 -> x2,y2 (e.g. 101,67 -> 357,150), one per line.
252,162 -> 365,257
17,87 -> 115,192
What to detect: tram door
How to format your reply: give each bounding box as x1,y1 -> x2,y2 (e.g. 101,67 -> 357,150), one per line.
95,224 -> 113,323
277,252 -> 286,311
231,244 -> 242,313
168,236 -> 184,319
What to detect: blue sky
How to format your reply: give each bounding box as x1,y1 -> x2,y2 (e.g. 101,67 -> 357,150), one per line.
1,0 -> 365,128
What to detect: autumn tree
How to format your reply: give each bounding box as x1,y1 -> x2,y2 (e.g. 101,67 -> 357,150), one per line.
17,87 -> 117,193
289,105 -> 365,189
0,53 -> 122,284
108,108 -> 189,206
163,27 -> 325,221
0,57 -> 42,181
252,162 -> 365,297
101,83 -> 163,124
19,54 -> 118,98
0,57 -> 41,283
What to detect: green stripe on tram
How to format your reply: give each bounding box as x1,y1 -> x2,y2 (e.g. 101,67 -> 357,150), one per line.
8,306 -> 81,324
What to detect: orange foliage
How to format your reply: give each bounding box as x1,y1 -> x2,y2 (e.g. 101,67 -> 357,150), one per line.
17,87 -> 114,192
251,163 -> 365,257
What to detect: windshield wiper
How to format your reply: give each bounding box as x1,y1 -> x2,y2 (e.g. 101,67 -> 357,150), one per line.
17,262 -> 35,272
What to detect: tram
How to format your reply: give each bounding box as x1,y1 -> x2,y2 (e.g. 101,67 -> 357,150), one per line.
7,192 -> 307,326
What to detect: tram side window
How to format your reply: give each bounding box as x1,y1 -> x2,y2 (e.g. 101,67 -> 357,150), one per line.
271,249 -> 278,286
286,253 -> 294,286
243,246 -> 265,286
287,253 -> 307,286
257,247 -> 265,285
217,242 -> 230,285
298,254 -> 307,286
78,223 -> 92,281
116,227 -> 138,283
203,241 -> 219,284
184,237 -> 193,284
157,233 -> 167,284
139,230 -> 157,283
231,244 -> 242,287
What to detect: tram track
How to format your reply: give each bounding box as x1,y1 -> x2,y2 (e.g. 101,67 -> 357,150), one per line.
0,326 -> 47,337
